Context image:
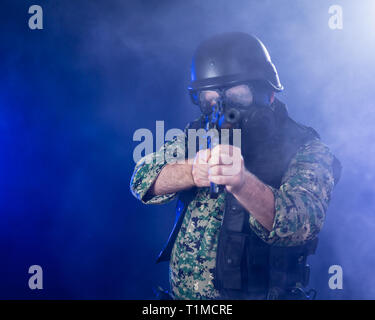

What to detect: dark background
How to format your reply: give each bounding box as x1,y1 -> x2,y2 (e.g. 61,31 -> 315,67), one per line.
0,0 -> 374,299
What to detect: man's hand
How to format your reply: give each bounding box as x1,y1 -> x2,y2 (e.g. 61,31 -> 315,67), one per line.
208,144 -> 275,231
208,144 -> 245,194
192,149 -> 211,187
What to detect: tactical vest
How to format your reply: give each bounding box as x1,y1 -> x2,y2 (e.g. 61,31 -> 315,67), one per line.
156,99 -> 341,299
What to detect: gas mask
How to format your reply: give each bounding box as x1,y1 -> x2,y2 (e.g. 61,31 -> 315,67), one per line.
196,82 -> 276,144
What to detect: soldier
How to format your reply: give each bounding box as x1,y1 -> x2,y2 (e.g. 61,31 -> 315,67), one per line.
130,32 -> 342,300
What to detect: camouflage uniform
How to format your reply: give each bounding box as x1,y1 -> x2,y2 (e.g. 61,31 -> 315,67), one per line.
130,121 -> 336,300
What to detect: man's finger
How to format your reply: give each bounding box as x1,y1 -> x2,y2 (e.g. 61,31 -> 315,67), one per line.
209,153 -> 234,166
195,148 -> 211,165
208,175 -> 232,186
211,144 -> 241,156
210,145 -> 242,165
209,164 -> 241,176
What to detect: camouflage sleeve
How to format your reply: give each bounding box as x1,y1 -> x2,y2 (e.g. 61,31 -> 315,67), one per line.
129,119 -> 200,205
248,138 -> 336,246
129,133 -> 187,205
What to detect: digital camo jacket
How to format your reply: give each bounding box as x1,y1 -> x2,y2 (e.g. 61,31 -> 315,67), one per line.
130,124 -> 337,300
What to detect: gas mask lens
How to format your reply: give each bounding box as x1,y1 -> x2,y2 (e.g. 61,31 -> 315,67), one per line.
198,84 -> 253,115
198,90 -> 220,115
224,84 -> 253,108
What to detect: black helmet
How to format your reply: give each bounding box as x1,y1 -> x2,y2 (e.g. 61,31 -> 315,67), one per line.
188,32 -> 283,105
